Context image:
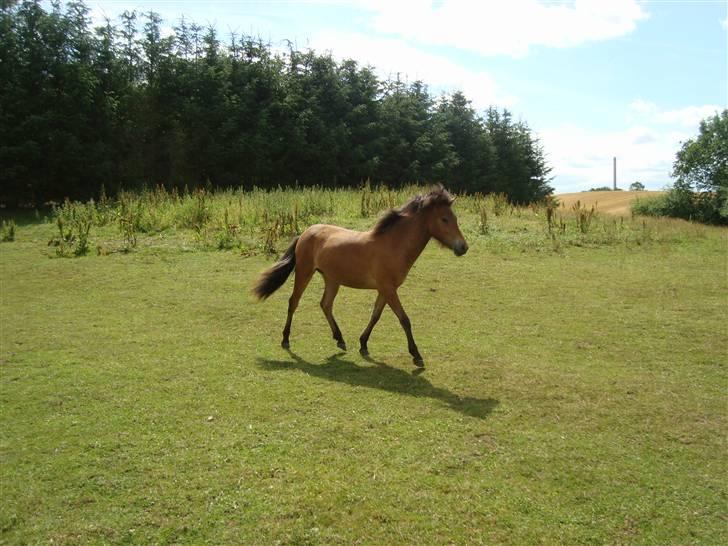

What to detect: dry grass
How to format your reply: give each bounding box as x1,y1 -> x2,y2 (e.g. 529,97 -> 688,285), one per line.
557,191 -> 666,216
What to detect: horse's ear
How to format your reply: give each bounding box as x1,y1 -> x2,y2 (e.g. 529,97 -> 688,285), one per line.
449,195 -> 456,204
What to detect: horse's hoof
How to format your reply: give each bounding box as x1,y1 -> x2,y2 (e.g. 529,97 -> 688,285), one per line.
337,340 -> 347,351
359,347 -> 369,356
413,356 -> 425,368
281,340 -> 290,349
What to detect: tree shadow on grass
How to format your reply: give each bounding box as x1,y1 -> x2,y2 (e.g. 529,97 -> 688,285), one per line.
257,350 -> 499,420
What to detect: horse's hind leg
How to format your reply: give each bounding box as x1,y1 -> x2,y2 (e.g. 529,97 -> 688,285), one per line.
282,265 -> 314,349
320,278 -> 346,350
359,292 -> 385,356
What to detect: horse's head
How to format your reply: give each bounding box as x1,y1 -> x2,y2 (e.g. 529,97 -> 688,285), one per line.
424,187 -> 469,257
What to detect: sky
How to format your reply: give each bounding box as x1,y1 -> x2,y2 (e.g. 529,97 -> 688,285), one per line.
83,0 -> 727,193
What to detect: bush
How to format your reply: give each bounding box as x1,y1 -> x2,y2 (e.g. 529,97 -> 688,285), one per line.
48,200 -> 94,256
176,190 -> 211,231
632,195 -> 669,217
660,110 -> 728,225
631,181 -> 727,225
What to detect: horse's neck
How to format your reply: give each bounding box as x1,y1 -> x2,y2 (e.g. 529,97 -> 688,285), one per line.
394,214 -> 431,266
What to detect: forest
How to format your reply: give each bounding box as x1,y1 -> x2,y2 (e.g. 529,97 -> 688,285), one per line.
0,0 -> 553,206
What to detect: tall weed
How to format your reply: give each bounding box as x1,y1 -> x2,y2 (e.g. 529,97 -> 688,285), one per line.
1,219 -> 16,242
476,199 -> 489,235
49,200 -> 93,256
360,181 -> 397,217
20,185 -> 721,257
572,200 -> 596,234
177,189 -> 211,231
491,193 -> 511,216
118,195 -> 141,250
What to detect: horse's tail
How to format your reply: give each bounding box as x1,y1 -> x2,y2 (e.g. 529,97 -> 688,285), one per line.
253,236 -> 299,300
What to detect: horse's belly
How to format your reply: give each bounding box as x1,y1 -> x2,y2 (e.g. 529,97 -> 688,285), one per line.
338,272 -> 377,290
318,257 -> 378,289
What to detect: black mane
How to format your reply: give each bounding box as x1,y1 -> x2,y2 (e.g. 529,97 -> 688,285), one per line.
372,186 -> 454,235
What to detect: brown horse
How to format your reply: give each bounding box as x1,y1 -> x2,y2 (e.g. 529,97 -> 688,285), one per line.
253,185 -> 468,366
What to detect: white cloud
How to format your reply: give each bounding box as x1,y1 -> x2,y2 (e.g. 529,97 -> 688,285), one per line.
538,123 -> 685,192
657,106 -> 723,126
629,100 -> 722,127
539,101 -> 722,192
629,98 -> 659,116
357,0 -> 648,57
308,31 -> 517,109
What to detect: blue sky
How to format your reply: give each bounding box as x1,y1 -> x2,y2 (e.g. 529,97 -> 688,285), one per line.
84,0 -> 726,193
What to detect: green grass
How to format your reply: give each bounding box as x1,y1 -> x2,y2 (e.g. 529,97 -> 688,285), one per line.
1,187 -> 727,544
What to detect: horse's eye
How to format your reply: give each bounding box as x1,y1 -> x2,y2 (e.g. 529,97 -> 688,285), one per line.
442,217 -> 449,224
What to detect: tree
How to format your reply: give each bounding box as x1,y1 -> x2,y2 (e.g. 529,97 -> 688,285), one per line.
375,77 -> 435,185
433,92 -> 494,193
484,108 -> 553,202
673,110 -> 728,193
0,0 -> 554,205
629,182 -> 645,191
672,110 -> 727,222
634,111 -> 727,224
337,60 -> 382,183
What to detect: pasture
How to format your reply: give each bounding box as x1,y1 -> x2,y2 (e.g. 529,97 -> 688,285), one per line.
1,187 -> 726,544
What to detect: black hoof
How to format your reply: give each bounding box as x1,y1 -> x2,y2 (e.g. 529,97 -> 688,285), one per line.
359,347 -> 369,356
281,340 -> 290,349
413,356 -> 425,367
337,340 -> 347,351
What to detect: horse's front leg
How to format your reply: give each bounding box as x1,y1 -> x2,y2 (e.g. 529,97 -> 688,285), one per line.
359,292 -> 386,356
382,289 -> 424,367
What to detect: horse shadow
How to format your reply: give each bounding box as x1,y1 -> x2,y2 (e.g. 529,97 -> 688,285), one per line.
257,350 -> 499,420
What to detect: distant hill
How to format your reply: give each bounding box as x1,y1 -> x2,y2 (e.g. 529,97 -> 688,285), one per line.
555,191 -> 665,216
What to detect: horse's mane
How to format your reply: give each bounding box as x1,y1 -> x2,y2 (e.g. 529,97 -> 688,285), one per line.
372,185 -> 454,236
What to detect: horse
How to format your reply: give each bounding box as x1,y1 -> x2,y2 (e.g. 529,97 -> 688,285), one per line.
252,185 -> 468,366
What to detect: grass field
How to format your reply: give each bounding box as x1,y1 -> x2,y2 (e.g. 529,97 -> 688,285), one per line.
1,187 -> 726,544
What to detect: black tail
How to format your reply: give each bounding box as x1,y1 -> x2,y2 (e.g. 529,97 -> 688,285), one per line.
253,236 -> 299,300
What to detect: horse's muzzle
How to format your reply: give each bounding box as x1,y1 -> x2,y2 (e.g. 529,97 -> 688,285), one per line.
453,240 -> 468,256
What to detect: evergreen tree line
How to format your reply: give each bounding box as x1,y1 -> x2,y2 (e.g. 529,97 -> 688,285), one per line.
0,0 -> 553,206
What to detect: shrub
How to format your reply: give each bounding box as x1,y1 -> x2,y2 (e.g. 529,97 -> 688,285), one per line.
176,189 -> 211,231
1,219 -> 16,242
632,181 -> 727,225
48,200 -> 93,256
